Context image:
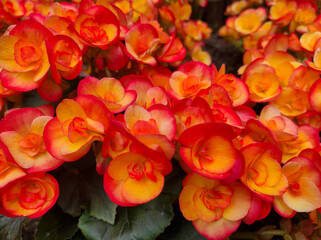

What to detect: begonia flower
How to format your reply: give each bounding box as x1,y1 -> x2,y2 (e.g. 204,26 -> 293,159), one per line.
179,172 -> 251,240
44,95 -> 112,161
0,172 -> 59,218
0,20 -> 53,91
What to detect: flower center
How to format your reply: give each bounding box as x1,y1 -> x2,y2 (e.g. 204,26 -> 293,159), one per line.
182,76 -> 200,95
14,39 -> 43,67
128,162 -> 145,180
19,133 -> 46,157
19,181 -> 46,209
81,18 -> 107,43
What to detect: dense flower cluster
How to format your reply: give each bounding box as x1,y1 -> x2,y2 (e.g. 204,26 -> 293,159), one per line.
0,0 -> 320,239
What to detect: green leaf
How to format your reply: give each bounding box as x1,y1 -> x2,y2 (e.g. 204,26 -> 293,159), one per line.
158,217 -> 206,240
57,169 -> 82,217
78,193 -> 176,240
22,218 -> 40,239
56,153 -> 117,224
77,213 -> 108,240
81,170 -> 117,224
56,154 -> 95,217
162,160 -> 186,197
157,202 -> 206,240
35,206 -> 78,240
21,91 -> 50,108
0,215 -> 23,240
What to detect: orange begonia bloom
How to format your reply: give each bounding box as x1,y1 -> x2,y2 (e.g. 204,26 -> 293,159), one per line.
140,65 -> 172,91
274,156 -> 321,215
125,78 -> 168,108
245,64 -> 281,102
225,0 -> 248,16
179,123 -> 241,180
278,125 -> 319,163
197,84 -> 233,108
238,48 -> 264,75
234,7 -> 266,35
297,111 -> 321,131
171,97 -> 213,139
245,119 -> 278,146
48,2 -> 78,21
191,44 -> 212,66
0,172 -> 59,218
0,147 -> 26,188
263,51 -> 297,87
44,95 -> 112,162
269,0 -> 297,26
157,36 -> 186,63
0,108 -> 63,173
214,72 -> 249,107
124,104 -> 176,141
169,61 -> 212,100
104,148 -> 172,206
263,34 -> 289,56
0,0 -> 26,18
290,1 -> 317,33
288,65 -> 319,92
179,172 -> 251,239
44,15 -> 86,52
309,78 -> 321,112
300,31 -> 321,53
240,143 -> 288,201
271,87 -> 309,117
168,0 -> 191,24
125,23 -> 160,66
260,104 -> 298,141
0,20 -> 53,91
74,5 -> 120,49
77,76 -> 136,113
46,35 -> 83,84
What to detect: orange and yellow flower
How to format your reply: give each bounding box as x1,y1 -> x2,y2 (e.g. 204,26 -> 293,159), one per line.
240,142 -> 288,201
104,150 -> 171,206
0,108 -> 63,173
179,172 -> 251,240
44,95 -> 112,161
0,172 -> 59,218
234,7 -> 266,35
125,23 -> 160,65
179,123 -> 240,180
274,156 -> 321,216
169,61 -> 212,100
75,5 -> 120,49
0,20 -> 53,91
77,76 -> 136,113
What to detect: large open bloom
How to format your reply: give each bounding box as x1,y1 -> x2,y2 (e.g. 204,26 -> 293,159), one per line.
169,61 -> 212,100
240,142 -> 288,201
0,107 -> 62,173
0,20 -> 53,91
75,5 -> 120,49
125,23 -> 160,65
274,156 -> 321,217
0,172 -> 59,218
179,172 -> 251,240
44,95 -> 112,161
104,151 -> 171,206
179,123 -> 241,180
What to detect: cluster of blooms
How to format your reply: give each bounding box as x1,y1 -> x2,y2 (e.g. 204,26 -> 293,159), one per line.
0,0 -> 320,240
216,0 -> 321,238
0,0 -> 214,220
